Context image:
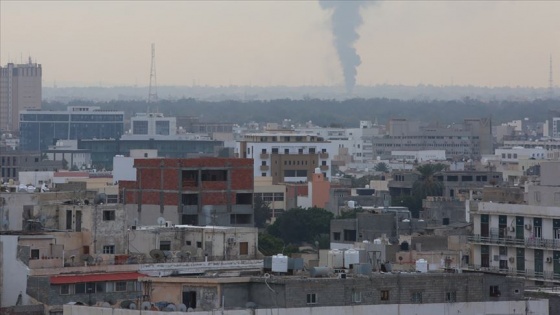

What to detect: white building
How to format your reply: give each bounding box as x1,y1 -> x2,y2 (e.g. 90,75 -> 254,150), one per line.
44,140 -> 92,170
495,146 -> 547,162
236,133 -> 337,184
391,150 -> 446,162
130,113 -> 177,136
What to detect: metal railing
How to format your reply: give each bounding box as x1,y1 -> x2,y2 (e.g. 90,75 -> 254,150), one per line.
466,264 -> 560,281
468,234 -> 560,250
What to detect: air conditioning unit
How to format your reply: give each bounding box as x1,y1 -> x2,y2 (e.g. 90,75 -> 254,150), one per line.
508,257 -> 515,263
227,237 -> 236,244
338,273 -> 347,279
508,226 -> 515,232
165,221 -> 174,228
525,224 -> 532,230
546,257 -> 553,263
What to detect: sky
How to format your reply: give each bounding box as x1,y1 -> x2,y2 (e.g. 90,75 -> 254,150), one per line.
1,1 -> 560,88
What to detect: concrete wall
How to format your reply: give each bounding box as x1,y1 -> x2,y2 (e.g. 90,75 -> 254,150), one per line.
0,236 -> 30,307
63,299 -> 549,315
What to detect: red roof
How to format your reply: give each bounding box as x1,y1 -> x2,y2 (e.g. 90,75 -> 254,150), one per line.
50,272 -> 144,285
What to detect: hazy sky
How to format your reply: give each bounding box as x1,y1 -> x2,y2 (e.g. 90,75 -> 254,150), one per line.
1,1 -> 559,88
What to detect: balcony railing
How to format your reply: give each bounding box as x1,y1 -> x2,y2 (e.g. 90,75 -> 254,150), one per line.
319,152 -> 329,159
260,153 -> 269,159
466,265 -> 560,282
260,165 -> 269,171
468,234 -> 560,250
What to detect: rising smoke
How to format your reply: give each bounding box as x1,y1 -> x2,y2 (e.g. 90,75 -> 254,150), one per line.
320,1 -> 368,94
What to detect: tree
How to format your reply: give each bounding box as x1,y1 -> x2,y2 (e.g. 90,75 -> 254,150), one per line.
267,207 -> 333,245
412,163 -> 446,198
336,207 -> 364,219
253,196 -> 271,229
374,162 -> 390,173
61,159 -> 68,170
258,233 -> 299,256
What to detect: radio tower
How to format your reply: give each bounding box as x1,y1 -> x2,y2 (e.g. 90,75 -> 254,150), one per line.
148,43 -> 158,104
549,54 -> 554,98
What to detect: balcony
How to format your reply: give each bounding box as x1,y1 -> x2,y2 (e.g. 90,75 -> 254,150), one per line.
319,152 -> 329,159
468,234 -> 560,250
320,165 -> 329,171
260,165 -> 269,171
260,153 -> 269,159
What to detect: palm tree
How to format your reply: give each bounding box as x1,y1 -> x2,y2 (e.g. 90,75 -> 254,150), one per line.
374,162 -> 390,173
412,163 -> 447,199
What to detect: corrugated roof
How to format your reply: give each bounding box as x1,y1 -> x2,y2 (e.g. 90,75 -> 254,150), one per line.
50,272 -> 143,284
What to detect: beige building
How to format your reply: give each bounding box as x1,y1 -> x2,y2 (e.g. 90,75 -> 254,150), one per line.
0,59 -> 42,133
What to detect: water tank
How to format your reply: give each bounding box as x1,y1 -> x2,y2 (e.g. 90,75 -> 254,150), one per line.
373,238 -> 382,244
271,254 -> 288,273
348,200 -> 356,208
400,241 -> 409,251
327,249 -> 344,269
354,263 -> 373,276
314,167 -> 321,174
344,249 -> 360,269
416,259 -> 428,273
309,267 -> 331,278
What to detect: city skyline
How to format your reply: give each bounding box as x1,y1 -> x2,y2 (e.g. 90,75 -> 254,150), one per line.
1,1 -> 560,88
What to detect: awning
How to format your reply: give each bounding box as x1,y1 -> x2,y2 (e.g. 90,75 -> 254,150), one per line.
50,272 -> 144,285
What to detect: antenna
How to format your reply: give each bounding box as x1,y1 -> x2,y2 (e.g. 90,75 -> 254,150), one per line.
549,54 -> 554,98
148,43 -> 158,104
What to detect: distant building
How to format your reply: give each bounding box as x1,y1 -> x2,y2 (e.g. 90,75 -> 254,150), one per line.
236,133 -> 337,184
19,106 -> 124,151
130,113 -> 176,136
0,149 -> 62,182
0,59 -> 42,132
373,118 -> 493,160
119,158 -> 254,227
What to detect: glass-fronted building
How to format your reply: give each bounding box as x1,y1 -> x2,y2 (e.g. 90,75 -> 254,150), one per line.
19,106 -> 124,151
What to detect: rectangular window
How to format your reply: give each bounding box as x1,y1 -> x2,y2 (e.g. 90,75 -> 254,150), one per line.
60,284 -> 71,295
381,290 -> 390,301
201,169 -> 227,181
239,242 -> 249,255
115,281 -> 127,292
236,193 -> 253,205
446,291 -> 456,302
306,293 -> 317,304
75,283 -> 86,294
160,241 -> 171,251
103,210 -> 115,221
96,282 -> 106,293
30,249 -> 40,260
103,245 -> 115,254
106,282 -> 114,292
352,291 -> 362,303
489,285 -> 500,297
86,282 -> 96,294
411,291 -> 422,303
333,232 -> 341,241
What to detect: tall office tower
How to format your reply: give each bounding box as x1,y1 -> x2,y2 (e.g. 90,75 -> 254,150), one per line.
0,58 -> 42,133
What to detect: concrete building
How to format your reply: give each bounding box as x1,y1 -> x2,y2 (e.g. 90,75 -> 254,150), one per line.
0,59 -> 42,133
130,112 -> 176,136
372,118 -> 493,160
43,140 -> 92,170
435,170 -> 503,198
119,158 -> 254,227
0,148 -> 62,182
78,137 -> 224,170
391,150 -> 446,163
128,225 -> 260,262
19,106 -> 125,151
253,176 -> 287,216
297,169 -> 331,209
236,133 -> 337,184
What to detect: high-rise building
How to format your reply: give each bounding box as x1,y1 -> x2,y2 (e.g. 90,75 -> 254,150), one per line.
0,59 -> 42,133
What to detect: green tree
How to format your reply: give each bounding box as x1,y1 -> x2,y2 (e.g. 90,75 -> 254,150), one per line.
253,196 -> 271,229
374,162 -> 390,173
412,163 -> 447,199
61,159 -> 68,170
336,207 -> 364,219
267,207 -> 333,245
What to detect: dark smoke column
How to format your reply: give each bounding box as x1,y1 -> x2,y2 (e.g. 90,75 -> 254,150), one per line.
320,0 -> 366,94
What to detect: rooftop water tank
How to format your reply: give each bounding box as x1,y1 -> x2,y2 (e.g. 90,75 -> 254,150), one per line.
344,249 -> 360,269
309,267 -> 331,278
271,254 -> 288,273
327,249 -> 344,269
416,259 -> 428,273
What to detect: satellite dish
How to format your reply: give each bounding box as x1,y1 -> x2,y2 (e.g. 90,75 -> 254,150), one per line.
95,256 -> 104,264
100,302 -> 111,308
129,302 -> 137,310
157,217 -> 166,226
178,304 -> 187,312
141,301 -> 152,310
105,297 -> 116,305
81,254 -> 94,264
94,193 -> 107,205
177,251 -> 191,262
150,249 -> 165,262
164,303 -> 177,311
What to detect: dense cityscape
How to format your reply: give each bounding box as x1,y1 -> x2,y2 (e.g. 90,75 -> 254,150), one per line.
2,1 -> 560,315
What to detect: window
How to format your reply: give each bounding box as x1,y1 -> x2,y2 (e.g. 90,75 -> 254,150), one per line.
60,284 -> 71,295
489,285 -> 501,297
86,282 -> 96,294
352,291 -> 362,303
381,290 -> 390,301
160,241 -> 171,251
239,242 -> 249,255
103,210 -> 115,221
306,293 -> 317,304
262,149 -> 267,154
115,281 -> 127,292
103,245 -> 115,254
75,283 -> 86,294
411,292 -> 422,303
446,291 -> 456,302
261,161 -> 266,166
333,232 -> 341,241
262,173 -> 266,177
31,249 -> 40,260
196,242 -> 202,248
106,282 -> 114,292
96,282 -> 106,293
